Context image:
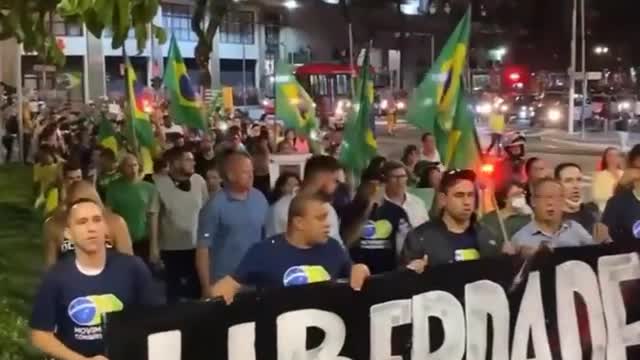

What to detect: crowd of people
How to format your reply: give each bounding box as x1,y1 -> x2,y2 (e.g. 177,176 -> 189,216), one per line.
11,101 -> 640,360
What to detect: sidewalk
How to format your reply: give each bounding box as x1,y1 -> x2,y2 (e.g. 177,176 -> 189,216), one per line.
535,129 -> 640,151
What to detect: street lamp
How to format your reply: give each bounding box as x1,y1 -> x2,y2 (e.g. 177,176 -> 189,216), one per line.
283,0 -> 298,10
594,46 -> 609,55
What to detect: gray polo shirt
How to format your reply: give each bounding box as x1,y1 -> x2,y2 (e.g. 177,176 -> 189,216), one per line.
197,188 -> 268,282
512,220 -> 595,248
151,174 -> 209,251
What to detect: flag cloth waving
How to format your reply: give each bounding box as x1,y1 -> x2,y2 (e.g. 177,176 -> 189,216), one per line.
96,115 -> 119,156
406,8 -> 471,134
444,92 -> 481,169
164,35 -> 205,130
340,47 -> 377,176
125,57 -> 155,149
275,62 -> 318,134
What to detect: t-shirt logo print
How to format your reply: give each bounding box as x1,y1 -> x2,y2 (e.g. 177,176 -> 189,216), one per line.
633,220 -> 640,239
282,265 -> 331,287
68,294 -> 124,326
361,220 -> 393,239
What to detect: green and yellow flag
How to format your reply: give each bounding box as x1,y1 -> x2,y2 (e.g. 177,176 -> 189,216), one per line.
164,35 -> 205,130
406,8 -> 471,138
125,56 -> 155,175
444,93 -> 481,169
340,47 -> 377,175
96,116 -> 119,156
275,62 -> 318,134
125,57 -> 154,149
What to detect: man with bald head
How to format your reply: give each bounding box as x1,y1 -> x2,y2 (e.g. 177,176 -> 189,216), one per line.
196,151 -> 269,298
105,153 -> 157,260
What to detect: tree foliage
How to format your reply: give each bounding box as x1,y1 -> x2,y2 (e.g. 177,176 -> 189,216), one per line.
0,0 -> 167,66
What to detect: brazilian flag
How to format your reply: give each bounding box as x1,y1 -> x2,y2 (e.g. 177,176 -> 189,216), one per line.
406,7 -> 471,160
164,35 -> 205,130
339,46 -> 377,176
125,56 -> 155,149
274,62 -> 318,134
96,115 -> 119,157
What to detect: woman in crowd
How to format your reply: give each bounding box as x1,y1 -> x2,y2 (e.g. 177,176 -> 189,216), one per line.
416,164 -> 442,189
277,128 -> 297,154
592,147 -> 624,212
42,180 -> 132,268
401,145 -> 419,172
270,172 -> 301,204
480,180 -> 531,245
250,134 -> 272,197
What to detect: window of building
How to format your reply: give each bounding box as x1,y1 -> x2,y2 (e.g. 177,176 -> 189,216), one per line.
163,4 -> 195,41
46,14 -> 83,36
220,11 -> 254,45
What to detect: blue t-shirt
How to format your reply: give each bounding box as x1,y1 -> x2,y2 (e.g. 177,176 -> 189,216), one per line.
197,188 -> 269,282
232,235 -> 352,289
448,229 -> 480,262
29,251 -> 162,357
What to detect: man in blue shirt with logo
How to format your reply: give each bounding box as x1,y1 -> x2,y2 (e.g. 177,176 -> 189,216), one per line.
212,193 -> 370,304
29,198 -> 161,360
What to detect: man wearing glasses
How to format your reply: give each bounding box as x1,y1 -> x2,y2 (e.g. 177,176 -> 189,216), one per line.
512,178 -> 595,254
402,169 -> 508,267
383,161 -> 429,227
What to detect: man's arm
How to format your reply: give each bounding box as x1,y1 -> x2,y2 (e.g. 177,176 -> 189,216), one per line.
30,330 -> 90,360
196,200 -> 218,297
400,229 -> 425,265
148,191 -> 161,264
211,276 -> 242,304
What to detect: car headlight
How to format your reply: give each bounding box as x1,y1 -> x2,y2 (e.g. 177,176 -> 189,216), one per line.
396,101 -> 406,110
547,109 -> 562,122
619,102 -> 631,111
475,103 -> 492,115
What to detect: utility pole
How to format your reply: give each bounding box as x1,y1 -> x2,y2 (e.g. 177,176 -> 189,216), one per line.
580,0 -> 587,139
568,0 -> 577,134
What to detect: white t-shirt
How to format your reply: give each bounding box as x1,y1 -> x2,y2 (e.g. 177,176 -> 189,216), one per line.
386,192 -> 430,228
266,194 -> 342,244
420,150 -> 441,163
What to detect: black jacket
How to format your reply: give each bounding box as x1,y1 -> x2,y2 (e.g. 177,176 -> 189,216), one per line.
401,217 -> 502,266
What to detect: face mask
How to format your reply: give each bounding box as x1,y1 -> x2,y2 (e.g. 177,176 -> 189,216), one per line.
510,196 -> 532,215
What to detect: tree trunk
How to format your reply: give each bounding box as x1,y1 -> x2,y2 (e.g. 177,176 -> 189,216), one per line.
192,0 -> 231,90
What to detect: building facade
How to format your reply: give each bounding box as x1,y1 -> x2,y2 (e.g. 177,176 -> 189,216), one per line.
0,0 -> 452,109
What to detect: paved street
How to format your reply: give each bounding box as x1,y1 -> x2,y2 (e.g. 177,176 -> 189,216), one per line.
374,122 -> 601,193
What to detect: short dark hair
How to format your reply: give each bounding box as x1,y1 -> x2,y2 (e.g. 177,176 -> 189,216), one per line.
495,180 -> 525,209
62,160 -> 82,176
554,162 -> 582,179
287,193 -> 327,226
531,177 -> 562,197
439,169 -> 476,194
303,155 -> 340,181
628,144 -> 640,167
381,160 -> 407,181
164,146 -> 191,163
99,147 -> 117,162
421,132 -> 433,142
525,157 -> 541,176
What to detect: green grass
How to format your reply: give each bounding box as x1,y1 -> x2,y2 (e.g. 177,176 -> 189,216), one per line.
0,164 -> 43,360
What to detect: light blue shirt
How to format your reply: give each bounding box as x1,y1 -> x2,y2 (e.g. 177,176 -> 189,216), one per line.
512,220 -> 595,248
197,188 -> 269,282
